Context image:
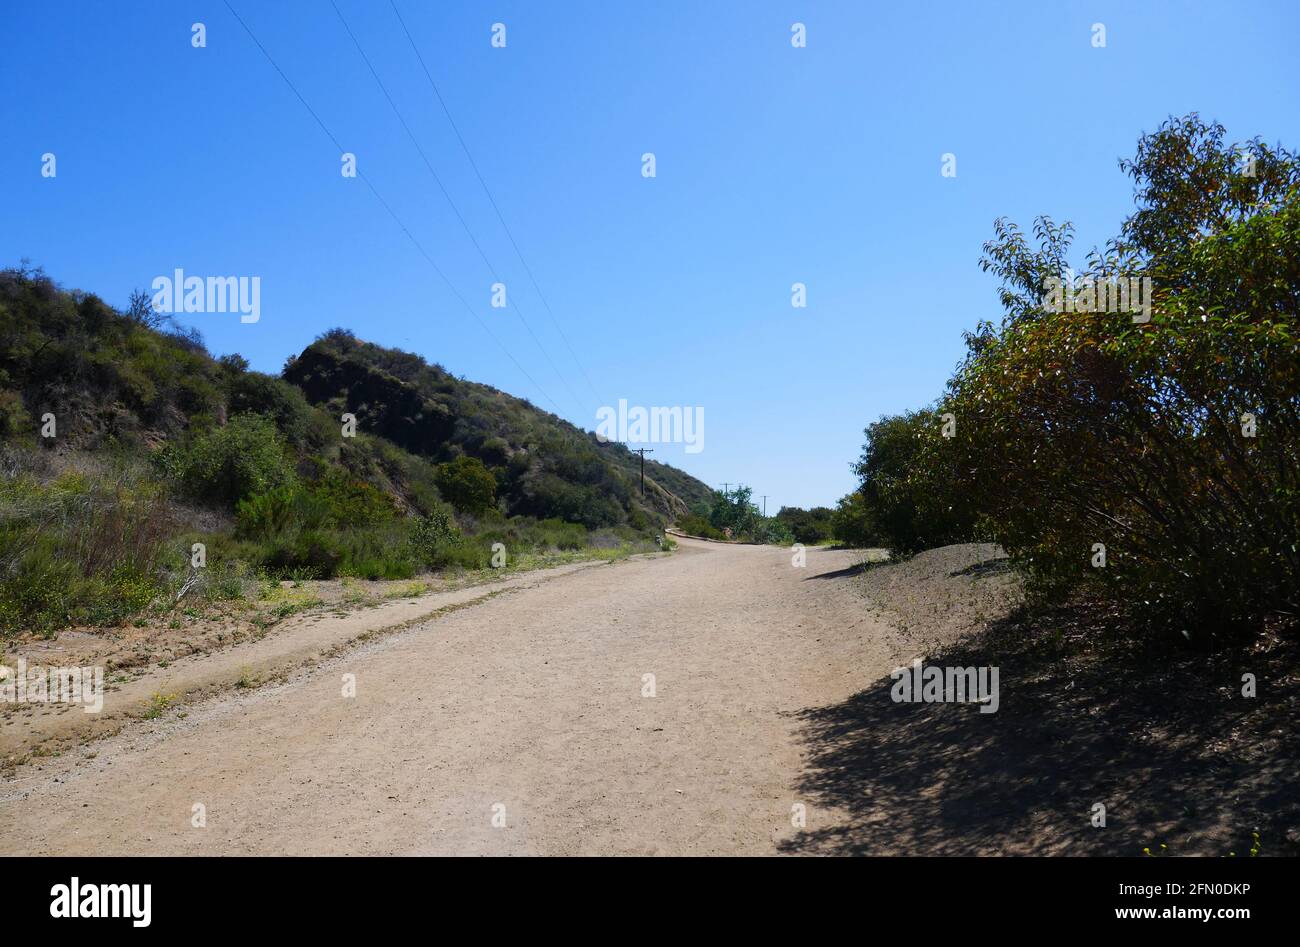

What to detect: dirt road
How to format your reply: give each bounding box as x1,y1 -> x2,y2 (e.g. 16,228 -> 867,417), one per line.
1,538 -> 905,855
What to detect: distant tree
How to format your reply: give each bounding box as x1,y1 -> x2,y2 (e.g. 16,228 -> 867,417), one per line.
709,485 -> 758,536
218,353 -> 251,375
829,491 -> 878,548
125,287 -> 164,329
851,410 -> 976,554
776,505 -> 835,544
435,455 -> 498,515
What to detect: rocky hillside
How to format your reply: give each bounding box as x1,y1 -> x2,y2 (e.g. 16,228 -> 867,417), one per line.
0,265 -> 711,529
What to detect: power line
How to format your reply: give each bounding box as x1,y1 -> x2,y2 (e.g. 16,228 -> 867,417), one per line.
388,0 -> 600,400
221,0 -> 563,415
329,0 -> 585,416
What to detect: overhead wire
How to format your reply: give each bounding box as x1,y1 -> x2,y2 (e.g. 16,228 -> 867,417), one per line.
388,0 -> 601,400
329,0 -> 587,415
222,0 -> 566,415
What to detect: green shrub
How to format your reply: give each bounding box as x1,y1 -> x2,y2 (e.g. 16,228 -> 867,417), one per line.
236,484 -> 330,538
222,370 -> 316,448
776,506 -> 835,544
535,518 -> 587,551
409,507 -> 472,570
709,486 -> 757,537
259,530 -> 345,579
516,473 -> 622,529
0,545 -> 73,636
849,410 -> 977,555
158,413 -> 295,507
0,469 -> 175,636
237,471 -> 396,540
309,470 -> 396,527
750,516 -> 794,545
829,491 -> 878,547
435,455 -> 497,515
903,115 -> 1300,635
0,389 -> 32,442
677,513 -> 725,540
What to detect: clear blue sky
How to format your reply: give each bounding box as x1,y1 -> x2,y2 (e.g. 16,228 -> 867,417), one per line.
3,1 -> 1297,509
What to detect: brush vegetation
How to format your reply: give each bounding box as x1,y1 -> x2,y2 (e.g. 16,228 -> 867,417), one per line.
0,272 -> 707,637
831,115 -> 1299,643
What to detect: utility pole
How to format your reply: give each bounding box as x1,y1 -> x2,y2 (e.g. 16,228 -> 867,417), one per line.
761,495 -> 767,517
630,448 -> 654,495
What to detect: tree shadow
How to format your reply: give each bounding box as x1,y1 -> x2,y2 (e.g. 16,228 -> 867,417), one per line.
949,558 -> 1013,579
803,563 -> 871,581
780,604 -> 1299,856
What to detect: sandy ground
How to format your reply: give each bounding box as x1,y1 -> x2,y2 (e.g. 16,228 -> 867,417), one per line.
0,559 -> 615,766
0,537 -> 913,855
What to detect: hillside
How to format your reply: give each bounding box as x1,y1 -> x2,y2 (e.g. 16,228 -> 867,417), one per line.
0,266 -> 709,521
282,330 -> 712,524
0,265 -> 710,635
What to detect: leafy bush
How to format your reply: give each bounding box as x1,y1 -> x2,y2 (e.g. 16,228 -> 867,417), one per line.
0,389 -> 32,441
435,455 -> 497,515
516,473 -> 622,529
535,518 -> 587,551
258,530 -> 345,579
0,468 -> 174,635
750,516 -> 794,545
849,410 -> 977,555
776,506 -> 835,544
956,116 -> 1298,633
306,470 -> 397,527
408,507 -> 479,570
0,544 -> 74,636
158,413 -> 295,507
876,115 -> 1300,636
676,513 -> 725,540
222,369 -> 318,449
236,484 -> 329,538
829,491 -> 878,547
709,486 -> 758,537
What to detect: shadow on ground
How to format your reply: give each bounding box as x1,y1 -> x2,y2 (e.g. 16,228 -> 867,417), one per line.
781,603 -> 1300,856
803,563 -> 871,582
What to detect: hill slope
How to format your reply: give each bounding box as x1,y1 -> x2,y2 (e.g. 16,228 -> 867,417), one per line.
283,330 -> 711,525
0,265 -> 710,635
0,267 -> 709,526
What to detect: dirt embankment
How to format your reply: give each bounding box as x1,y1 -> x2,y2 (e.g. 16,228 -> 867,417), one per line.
785,544 -> 1299,856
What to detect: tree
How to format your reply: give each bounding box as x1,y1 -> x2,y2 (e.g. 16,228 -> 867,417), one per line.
125,287 -> 164,329
776,506 -> 835,544
435,455 -> 498,515
850,409 -> 975,554
829,492 -> 877,548
709,485 -> 757,537
950,114 -> 1300,633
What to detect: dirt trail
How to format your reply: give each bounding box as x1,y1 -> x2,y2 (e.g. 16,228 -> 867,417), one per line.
0,538 -> 907,855
0,559 -> 614,764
